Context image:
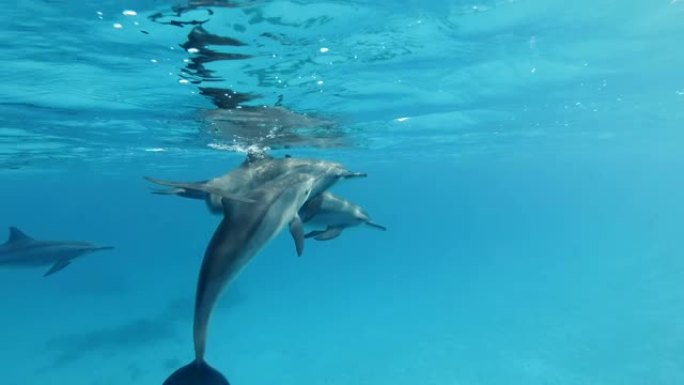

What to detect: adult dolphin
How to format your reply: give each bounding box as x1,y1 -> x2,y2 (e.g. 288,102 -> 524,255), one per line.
144,152 -> 366,215
160,158 -> 367,384
0,227 -> 113,277
162,172 -> 315,385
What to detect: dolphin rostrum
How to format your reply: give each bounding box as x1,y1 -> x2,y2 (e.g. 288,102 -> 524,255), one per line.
299,191 -> 387,241
0,227 -> 114,277
162,171 -> 318,385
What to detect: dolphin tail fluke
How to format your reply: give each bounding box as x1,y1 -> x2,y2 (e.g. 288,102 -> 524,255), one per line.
163,360 -> 230,385
365,221 -> 387,231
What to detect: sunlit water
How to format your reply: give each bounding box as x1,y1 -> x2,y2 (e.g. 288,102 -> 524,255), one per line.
1,1 -> 683,384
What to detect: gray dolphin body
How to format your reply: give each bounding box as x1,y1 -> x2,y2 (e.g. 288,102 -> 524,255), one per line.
299,192 -> 387,241
0,227 -> 113,277
146,155 -> 385,241
145,152 -> 366,215
160,156 -> 366,385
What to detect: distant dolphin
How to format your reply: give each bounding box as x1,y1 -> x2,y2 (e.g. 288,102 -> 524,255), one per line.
145,152 -> 366,215
161,172 -> 317,385
299,192 -> 387,240
0,227 -> 114,277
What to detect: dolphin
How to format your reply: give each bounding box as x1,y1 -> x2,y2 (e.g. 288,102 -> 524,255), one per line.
299,192 -> 387,241
162,171 -> 318,385
160,155 -> 368,384
145,152 -> 366,215
0,227 -> 114,277
146,156 -> 384,241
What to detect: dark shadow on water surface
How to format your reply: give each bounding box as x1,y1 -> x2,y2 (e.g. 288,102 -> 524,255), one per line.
148,1 -> 351,151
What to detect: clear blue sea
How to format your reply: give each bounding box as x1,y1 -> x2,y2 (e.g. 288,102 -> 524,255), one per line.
1,0 -> 683,384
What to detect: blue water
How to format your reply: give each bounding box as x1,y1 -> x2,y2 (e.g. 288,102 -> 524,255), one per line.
1,0 -> 683,384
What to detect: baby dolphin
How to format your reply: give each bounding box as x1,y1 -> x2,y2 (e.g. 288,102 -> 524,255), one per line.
299,192 -> 387,241
0,227 -> 114,277
162,172 -> 317,385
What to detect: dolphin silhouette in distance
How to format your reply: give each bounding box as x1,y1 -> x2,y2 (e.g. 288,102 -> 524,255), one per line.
0,227 -> 114,277
298,191 -> 387,241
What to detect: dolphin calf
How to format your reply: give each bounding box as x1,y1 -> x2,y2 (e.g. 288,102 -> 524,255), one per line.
0,227 -> 114,277
299,192 -> 387,241
162,172 -> 317,385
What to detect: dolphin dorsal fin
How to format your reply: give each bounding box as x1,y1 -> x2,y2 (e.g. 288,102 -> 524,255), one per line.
243,149 -> 272,165
7,227 -> 33,244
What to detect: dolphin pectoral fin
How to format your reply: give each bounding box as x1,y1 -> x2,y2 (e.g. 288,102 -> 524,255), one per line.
289,215 -> 305,256
365,221 -> 387,231
43,260 -> 71,277
304,230 -> 324,239
313,226 -> 344,241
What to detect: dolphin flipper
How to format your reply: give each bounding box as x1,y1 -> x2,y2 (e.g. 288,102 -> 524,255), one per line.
289,215 -> 305,256
304,230 -> 323,239
43,260 -> 71,277
163,360 -> 229,385
306,226 -> 344,241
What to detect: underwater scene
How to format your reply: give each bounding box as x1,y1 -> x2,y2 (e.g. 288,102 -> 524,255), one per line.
1,0 -> 683,384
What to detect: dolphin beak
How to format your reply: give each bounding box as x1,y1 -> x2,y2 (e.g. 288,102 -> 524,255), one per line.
342,171 -> 367,179
94,246 -> 115,251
